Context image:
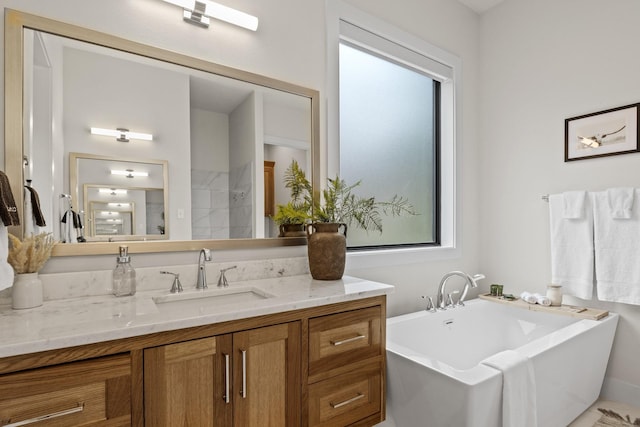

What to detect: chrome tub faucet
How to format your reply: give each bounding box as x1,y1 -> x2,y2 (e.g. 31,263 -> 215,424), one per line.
436,271 -> 485,309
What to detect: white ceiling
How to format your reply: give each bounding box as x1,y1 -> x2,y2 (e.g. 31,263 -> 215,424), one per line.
457,0 -> 505,14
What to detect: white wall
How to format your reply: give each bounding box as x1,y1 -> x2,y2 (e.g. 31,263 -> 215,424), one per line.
480,0 -> 640,404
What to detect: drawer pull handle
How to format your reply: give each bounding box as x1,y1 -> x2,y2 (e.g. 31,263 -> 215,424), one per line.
240,349 -> 247,398
223,353 -> 230,404
331,334 -> 366,346
5,403 -> 84,426
330,393 -> 365,409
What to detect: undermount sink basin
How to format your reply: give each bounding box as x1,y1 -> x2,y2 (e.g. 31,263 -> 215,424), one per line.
153,286 -> 275,310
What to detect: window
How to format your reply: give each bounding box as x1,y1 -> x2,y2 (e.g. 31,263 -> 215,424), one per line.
338,20 -> 452,250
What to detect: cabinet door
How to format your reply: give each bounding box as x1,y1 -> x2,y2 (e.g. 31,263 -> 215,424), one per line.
144,336 -> 233,427
233,322 -> 301,427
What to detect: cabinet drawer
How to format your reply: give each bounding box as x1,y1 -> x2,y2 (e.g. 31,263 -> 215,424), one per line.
0,353 -> 131,426
308,361 -> 381,427
309,306 -> 381,378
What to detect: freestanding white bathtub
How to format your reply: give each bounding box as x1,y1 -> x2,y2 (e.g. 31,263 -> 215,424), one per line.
386,298 -> 618,427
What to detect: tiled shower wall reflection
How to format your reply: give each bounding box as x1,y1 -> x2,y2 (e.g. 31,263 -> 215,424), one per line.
229,162 -> 253,239
191,162 -> 253,239
191,169 -> 230,239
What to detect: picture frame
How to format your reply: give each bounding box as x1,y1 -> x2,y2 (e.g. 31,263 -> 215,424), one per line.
564,103 -> 640,162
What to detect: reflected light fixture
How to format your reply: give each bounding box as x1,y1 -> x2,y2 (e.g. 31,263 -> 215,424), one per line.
108,202 -> 131,208
111,169 -> 149,178
91,127 -> 153,142
160,0 -> 259,31
99,188 -> 128,195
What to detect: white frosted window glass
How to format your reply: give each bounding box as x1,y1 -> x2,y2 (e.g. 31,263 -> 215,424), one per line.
339,42 -> 437,248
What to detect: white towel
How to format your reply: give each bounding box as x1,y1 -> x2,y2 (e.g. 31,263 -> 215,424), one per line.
0,225 -> 14,291
481,350 -> 537,427
593,190 -> 640,304
520,291 -> 537,304
563,191 -> 587,219
533,293 -> 551,306
607,187 -> 634,219
549,193 -> 594,300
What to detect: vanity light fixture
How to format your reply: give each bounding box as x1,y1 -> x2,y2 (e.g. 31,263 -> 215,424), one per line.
160,0 -> 259,31
90,127 -> 153,142
99,188 -> 128,195
111,169 -> 149,178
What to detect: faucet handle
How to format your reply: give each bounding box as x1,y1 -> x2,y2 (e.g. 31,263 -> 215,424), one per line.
421,295 -> 437,313
217,266 -> 237,288
161,271 -> 183,293
446,291 -> 458,308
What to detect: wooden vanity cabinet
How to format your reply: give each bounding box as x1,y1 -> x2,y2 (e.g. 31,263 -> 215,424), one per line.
0,295 -> 385,427
144,322 -> 301,427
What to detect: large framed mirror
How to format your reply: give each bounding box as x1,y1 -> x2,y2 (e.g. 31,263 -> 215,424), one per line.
5,9 -> 319,256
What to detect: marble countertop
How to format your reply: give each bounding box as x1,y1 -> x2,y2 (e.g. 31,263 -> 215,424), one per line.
0,275 -> 393,359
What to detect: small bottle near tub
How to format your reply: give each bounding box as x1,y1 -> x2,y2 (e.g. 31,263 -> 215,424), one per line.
546,284 -> 562,306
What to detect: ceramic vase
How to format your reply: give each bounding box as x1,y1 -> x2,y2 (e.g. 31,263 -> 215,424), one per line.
12,272 -> 43,309
306,223 -> 347,280
278,223 -> 306,238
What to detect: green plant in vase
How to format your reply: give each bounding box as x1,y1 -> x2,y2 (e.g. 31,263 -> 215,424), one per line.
273,160 -> 312,237
308,176 -> 416,280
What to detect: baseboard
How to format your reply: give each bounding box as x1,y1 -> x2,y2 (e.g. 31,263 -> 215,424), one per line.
601,376 -> 640,407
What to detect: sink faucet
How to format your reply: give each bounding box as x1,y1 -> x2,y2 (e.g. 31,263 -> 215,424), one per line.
196,248 -> 212,289
436,271 -> 485,309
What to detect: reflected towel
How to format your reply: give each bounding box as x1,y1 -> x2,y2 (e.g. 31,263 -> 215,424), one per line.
607,187 -> 634,219
549,193 -> 594,300
0,171 -> 19,226
593,190 -> 640,304
520,292 -> 537,304
0,225 -> 14,291
61,210 -> 78,244
481,350 -> 537,427
24,186 -> 46,227
563,191 -> 587,219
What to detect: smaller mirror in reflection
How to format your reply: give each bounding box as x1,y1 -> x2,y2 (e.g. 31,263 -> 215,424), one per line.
71,153 -> 168,242
90,201 -> 134,236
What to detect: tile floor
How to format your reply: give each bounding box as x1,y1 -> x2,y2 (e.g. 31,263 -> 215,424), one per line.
569,400 -> 640,427
377,399 -> 640,426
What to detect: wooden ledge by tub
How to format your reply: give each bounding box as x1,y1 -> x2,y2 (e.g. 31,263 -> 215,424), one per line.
478,293 -> 609,320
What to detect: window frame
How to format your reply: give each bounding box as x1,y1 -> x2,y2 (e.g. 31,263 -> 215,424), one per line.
326,1 -> 462,268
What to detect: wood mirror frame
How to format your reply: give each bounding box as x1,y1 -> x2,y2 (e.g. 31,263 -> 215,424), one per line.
4,9 -> 319,256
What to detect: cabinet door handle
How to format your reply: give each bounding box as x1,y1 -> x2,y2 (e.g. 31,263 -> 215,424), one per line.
240,349 -> 247,399
330,393 -> 365,409
223,353 -> 230,404
5,403 -> 84,426
331,334 -> 366,346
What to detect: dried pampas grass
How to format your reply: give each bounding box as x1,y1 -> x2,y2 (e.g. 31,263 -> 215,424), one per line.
7,233 -> 56,274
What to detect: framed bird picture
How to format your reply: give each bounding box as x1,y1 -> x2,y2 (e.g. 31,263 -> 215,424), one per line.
565,103 -> 640,161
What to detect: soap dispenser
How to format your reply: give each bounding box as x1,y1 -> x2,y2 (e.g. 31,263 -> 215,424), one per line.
113,245 -> 136,296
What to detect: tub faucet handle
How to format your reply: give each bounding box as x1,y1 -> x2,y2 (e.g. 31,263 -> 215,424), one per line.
421,295 -> 437,313
446,292 -> 458,309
